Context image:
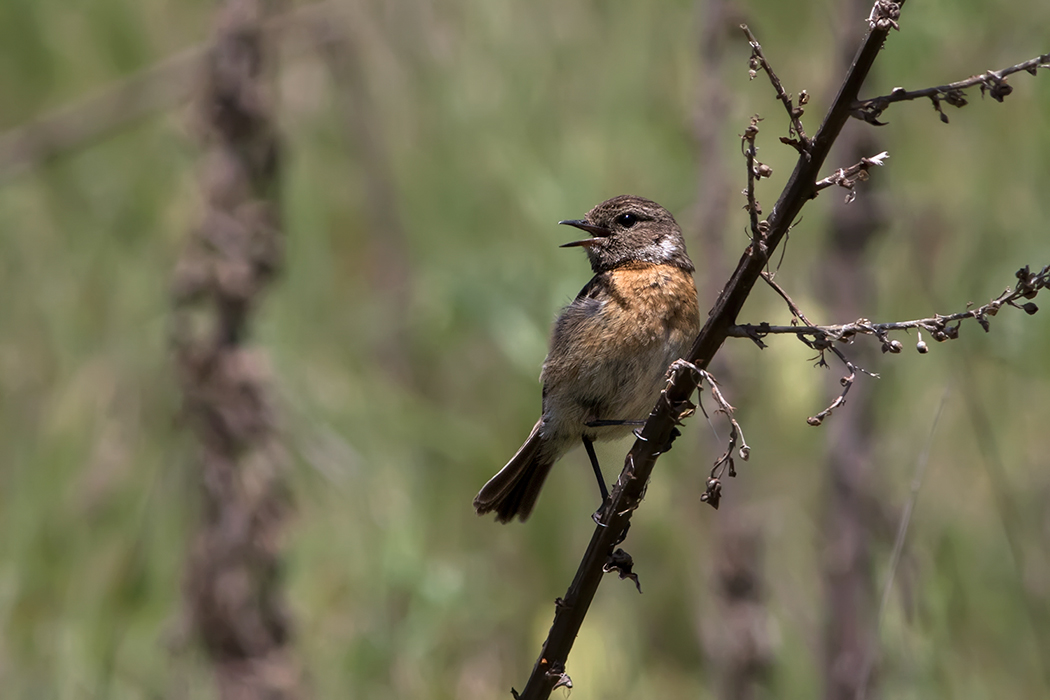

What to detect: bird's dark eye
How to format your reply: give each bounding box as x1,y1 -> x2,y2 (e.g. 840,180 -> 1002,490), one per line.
615,212 -> 638,228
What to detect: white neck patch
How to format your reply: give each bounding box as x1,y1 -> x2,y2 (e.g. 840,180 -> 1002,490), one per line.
659,236 -> 680,257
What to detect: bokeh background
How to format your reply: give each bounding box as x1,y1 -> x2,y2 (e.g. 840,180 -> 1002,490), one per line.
1,0 -> 1049,698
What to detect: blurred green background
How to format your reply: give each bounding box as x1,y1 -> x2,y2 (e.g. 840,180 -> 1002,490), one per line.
1,0 -> 1048,697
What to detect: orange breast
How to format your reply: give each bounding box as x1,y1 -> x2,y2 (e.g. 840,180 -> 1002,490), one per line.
603,263 -> 700,348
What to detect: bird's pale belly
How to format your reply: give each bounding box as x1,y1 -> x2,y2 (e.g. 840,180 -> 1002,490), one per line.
563,332 -> 691,441
539,263 -> 700,445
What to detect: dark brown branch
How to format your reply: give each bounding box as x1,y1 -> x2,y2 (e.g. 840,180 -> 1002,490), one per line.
516,2 -> 908,698
852,52 -> 1050,124
742,24 -> 810,152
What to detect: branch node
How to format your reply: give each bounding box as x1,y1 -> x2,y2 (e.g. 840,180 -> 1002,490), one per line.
867,0 -> 902,31
603,548 -> 642,593
814,151 -> 889,202
545,665 -> 572,692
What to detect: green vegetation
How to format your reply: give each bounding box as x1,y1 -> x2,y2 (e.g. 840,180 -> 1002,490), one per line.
0,0 -> 1048,697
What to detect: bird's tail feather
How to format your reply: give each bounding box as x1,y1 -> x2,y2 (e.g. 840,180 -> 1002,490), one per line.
473,421 -> 553,523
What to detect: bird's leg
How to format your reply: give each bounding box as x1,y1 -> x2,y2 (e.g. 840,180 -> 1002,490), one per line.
582,436 -> 609,503
584,419 -> 646,427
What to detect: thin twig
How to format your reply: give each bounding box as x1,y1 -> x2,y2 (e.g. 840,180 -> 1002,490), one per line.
813,151 -> 889,203
958,357 -> 1050,687
760,270 -> 815,326
742,24 -> 811,152
731,264 -> 1049,350
741,115 -> 764,241
855,386 -> 949,700
697,368 -> 751,508
807,346 -> 878,426
852,52 -> 1050,124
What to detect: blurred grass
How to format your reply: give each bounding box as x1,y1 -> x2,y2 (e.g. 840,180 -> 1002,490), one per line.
0,0 -> 1049,697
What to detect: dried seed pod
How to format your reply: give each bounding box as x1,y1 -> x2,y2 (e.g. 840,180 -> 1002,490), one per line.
882,339 -> 903,354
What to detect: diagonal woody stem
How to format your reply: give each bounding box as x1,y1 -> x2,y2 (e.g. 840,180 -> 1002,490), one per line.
515,2 -> 908,698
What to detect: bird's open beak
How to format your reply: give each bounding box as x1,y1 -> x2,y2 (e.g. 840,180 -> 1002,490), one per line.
558,219 -> 611,248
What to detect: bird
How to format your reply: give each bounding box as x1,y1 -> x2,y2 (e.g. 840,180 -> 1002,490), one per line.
474,195 -> 701,523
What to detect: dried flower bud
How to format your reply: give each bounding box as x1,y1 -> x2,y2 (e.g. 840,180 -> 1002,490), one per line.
943,88 -> 968,108
882,339 -> 903,354
1022,302 -> 1038,315
700,477 -> 722,509
916,340 -> 929,354
986,80 -> 1013,102
807,415 -> 823,426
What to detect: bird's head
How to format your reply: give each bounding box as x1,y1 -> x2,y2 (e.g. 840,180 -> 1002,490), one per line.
559,195 -> 694,273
